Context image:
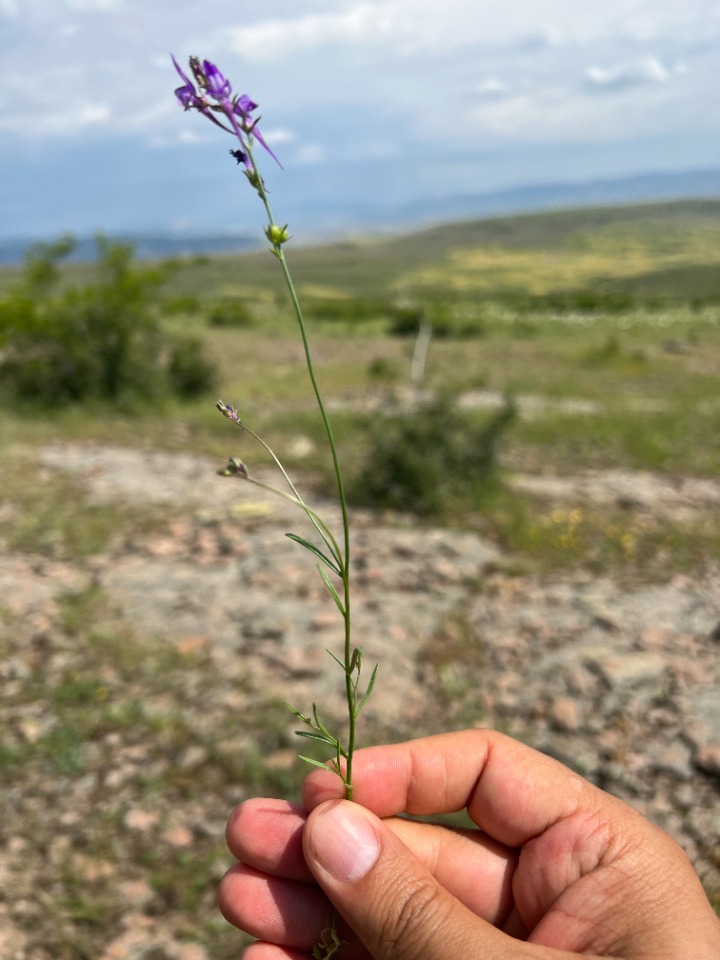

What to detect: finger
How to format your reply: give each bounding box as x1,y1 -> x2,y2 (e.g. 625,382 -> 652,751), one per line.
219,863 -> 372,959
218,863 -> 335,950
303,799 -> 579,960
243,945 -> 312,960
226,799 -> 309,882
382,818 -> 516,925
226,799 -> 516,923
302,730 -> 609,848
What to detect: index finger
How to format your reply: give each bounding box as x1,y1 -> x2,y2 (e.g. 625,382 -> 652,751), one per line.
301,729 -> 616,849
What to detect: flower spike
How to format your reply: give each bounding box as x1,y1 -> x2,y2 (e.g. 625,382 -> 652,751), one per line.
170,54 -> 282,168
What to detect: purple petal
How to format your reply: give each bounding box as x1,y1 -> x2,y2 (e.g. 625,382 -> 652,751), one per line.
171,53 -> 196,92
251,124 -> 283,169
174,83 -> 197,110
234,94 -> 258,118
202,60 -> 232,100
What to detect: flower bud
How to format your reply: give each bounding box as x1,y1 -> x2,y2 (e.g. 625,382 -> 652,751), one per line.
218,457 -> 249,479
216,399 -> 242,425
264,224 -> 290,247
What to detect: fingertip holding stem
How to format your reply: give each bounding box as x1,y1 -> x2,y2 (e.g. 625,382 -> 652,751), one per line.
306,801 -> 380,883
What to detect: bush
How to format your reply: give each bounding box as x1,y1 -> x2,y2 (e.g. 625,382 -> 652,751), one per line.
349,393 -> 516,517
0,236 -> 217,404
387,303 -> 425,337
306,297 -> 391,323
168,334 -> 217,397
207,298 -> 254,328
367,357 -> 400,383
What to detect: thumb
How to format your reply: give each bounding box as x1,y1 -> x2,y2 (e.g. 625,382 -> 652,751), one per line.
303,799 -> 518,960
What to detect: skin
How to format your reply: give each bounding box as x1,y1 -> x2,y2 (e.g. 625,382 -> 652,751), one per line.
219,730 -> 720,960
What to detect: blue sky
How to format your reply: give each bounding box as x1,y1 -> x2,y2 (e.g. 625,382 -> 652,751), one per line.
1,0 -> 719,243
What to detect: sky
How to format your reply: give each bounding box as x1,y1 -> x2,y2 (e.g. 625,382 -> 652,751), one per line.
0,0 -> 719,244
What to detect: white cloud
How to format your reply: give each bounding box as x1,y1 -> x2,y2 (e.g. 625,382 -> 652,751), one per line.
0,101 -> 111,137
0,0 -> 18,17
263,127 -> 296,145
295,144 -> 326,164
227,0 -> 673,60
229,3 -> 393,59
585,56 -> 670,91
65,0 -> 121,10
475,79 -> 513,101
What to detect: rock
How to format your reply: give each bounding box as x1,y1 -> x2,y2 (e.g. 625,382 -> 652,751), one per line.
118,879 -> 154,908
644,739 -> 694,780
683,685 -> 720,749
124,809 -> 160,832
694,744 -> 720,779
548,696 -> 582,732
585,649 -> 669,690
162,825 -> 193,848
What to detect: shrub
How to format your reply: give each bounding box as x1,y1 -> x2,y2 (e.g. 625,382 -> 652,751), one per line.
307,297 -> 390,323
168,334 -> 217,397
0,235 -> 217,404
387,303 -> 425,337
367,356 -> 400,383
349,393 -> 516,517
164,294 -> 202,316
207,298 -> 254,328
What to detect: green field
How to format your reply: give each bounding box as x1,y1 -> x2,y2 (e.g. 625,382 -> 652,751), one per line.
2,199 -> 719,578
1,200 -> 719,957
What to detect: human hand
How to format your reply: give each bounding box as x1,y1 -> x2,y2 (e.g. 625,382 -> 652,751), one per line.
219,729 -> 720,959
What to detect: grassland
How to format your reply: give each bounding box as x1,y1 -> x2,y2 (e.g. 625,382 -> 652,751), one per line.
2,200 -> 719,576
1,200 -> 719,956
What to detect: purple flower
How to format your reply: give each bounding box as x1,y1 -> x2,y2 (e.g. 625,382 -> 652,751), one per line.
171,54 -> 282,169
215,399 -> 242,424
234,94 -> 258,124
202,59 -> 232,102
171,54 -> 202,111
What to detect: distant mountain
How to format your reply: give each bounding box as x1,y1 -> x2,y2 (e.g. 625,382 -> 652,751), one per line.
381,168 -> 720,234
1,168 -> 718,265
0,232 -> 259,267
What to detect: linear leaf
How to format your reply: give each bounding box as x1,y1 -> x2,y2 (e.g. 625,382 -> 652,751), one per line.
317,565 -> 345,615
285,702 -> 313,725
295,730 -> 338,746
298,755 -> 340,772
286,533 -> 341,576
312,703 -> 335,741
355,662 -> 380,716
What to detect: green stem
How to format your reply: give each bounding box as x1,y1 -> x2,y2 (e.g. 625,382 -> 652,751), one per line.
242,475 -> 343,570
246,140 -> 355,797
243,425 -> 342,569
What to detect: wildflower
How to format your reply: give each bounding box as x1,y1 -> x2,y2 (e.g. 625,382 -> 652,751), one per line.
171,54 -> 282,169
200,59 -> 232,101
218,457 -> 249,479
216,399 -> 242,425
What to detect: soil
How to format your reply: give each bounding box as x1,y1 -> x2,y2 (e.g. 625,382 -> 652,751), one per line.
1,442 -> 718,959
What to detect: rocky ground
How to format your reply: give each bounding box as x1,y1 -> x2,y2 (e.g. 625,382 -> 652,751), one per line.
1,443 -> 719,959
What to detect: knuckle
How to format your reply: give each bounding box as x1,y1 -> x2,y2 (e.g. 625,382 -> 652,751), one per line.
377,874 -> 450,959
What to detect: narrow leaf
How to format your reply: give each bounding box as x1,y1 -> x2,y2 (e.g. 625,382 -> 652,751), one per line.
317,565 -> 345,615
285,702 -> 312,725
286,533 -> 341,576
355,662 -> 380,717
311,703 -> 335,741
295,730 -> 338,746
326,649 -> 345,669
298,755 -> 341,772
